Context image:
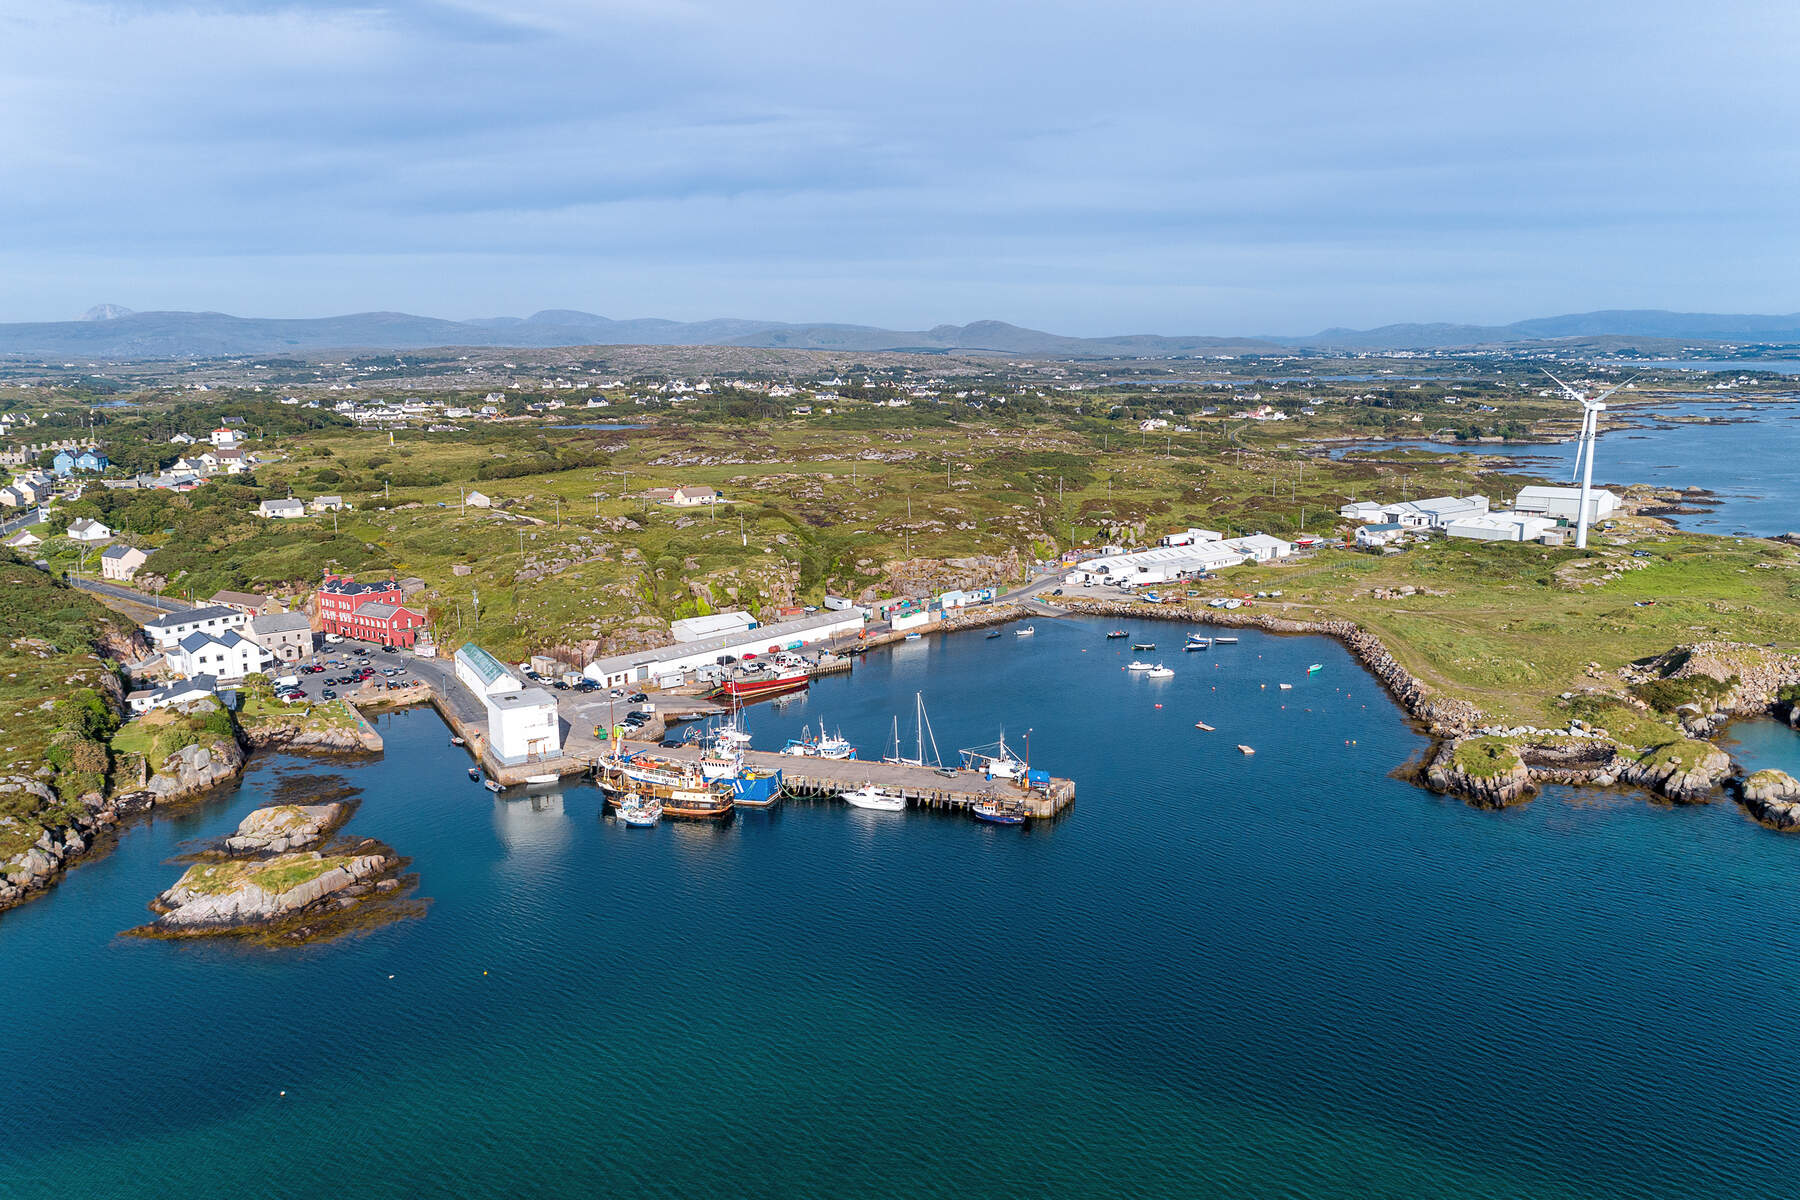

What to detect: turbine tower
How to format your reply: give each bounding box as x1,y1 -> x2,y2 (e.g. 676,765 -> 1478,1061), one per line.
1542,369 -> 1636,549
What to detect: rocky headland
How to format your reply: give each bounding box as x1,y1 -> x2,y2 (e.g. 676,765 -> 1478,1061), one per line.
1742,770 -> 1800,831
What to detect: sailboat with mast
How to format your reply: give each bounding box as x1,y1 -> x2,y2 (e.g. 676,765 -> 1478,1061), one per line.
883,692 -> 944,769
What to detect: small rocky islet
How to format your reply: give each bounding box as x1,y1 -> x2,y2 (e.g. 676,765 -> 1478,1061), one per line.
133,801 -> 418,942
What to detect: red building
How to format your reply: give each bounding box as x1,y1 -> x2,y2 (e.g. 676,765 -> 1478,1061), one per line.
316,573 -> 427,648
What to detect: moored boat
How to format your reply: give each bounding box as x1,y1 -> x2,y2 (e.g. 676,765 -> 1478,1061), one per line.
1126,660 -> 1154,672
1307,663 -> 1322,674
730,768 -> 784,808
450,735 -> 466,746
1185,632 -> 1210,651
616,792 -> 661,827
1237,744 -> 1255,755
468,767 -> 481,781
705,667 -> 810,702
972,797 -> 1028,825
1214,636 -> 1238,644
1146,664 -> 1174,679
1014,625 -> 1035,637
1194,720 -> 1215,731
841,784 -> 905,811
525,773 -> 559,784
484,779 -> 504,792
1132,641 -> 1156,651
1105,630 -> 1129,639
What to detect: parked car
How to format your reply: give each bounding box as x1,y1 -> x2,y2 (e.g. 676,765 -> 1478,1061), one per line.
321,688 -> 338,699
628,693 -> 649,704
324,633 -> 343,644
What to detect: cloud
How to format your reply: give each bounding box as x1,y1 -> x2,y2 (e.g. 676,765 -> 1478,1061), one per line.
0,0 -> 1795,330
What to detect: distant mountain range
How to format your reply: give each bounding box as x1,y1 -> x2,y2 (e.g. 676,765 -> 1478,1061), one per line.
4,305 -> 1799,360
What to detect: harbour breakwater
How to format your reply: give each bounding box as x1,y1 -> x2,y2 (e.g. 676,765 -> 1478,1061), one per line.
1052,596 -> 1794,815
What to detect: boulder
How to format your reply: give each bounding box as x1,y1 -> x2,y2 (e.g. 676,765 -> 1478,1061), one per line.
221,803 -> 349,854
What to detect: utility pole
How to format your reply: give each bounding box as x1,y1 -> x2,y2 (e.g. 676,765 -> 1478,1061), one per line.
555,497 -> 561,528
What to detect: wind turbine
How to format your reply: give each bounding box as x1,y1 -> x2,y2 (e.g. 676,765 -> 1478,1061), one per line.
1541,369 -> 1636,549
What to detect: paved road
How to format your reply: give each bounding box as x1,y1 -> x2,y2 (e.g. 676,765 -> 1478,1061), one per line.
0,506 -> 45,539
70,577 -> 190,614
273,637 -> 428,706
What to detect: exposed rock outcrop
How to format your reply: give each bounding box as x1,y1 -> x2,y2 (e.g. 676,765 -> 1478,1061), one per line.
221,804 -> 350,854
1425,738 -> 1535,807
140,739 -> 246,807
1742,770 -> 1800,831
144,844 -> 397,934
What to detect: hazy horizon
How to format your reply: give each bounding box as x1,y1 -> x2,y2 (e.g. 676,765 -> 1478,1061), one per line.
3,0 -> 1797,333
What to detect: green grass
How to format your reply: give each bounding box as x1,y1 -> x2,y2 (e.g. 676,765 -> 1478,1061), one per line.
174,852 -> 356,897
1451,736 -> 1524,779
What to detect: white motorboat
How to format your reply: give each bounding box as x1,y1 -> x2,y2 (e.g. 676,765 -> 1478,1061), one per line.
1014,625 -> 1035,637
841,784 -> 906,811
483,779 -> 504,793
524,773 -> 559,784
1126,660 -> 1154,672
1146,664 -> 1174,679
1278,683 -> 1293,691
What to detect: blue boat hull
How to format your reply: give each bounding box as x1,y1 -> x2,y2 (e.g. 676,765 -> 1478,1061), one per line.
973,808 -> 1027,825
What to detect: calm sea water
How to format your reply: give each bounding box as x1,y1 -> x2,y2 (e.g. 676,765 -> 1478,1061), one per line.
8,618 -> 1800,1199
1327,399 -> 1800,535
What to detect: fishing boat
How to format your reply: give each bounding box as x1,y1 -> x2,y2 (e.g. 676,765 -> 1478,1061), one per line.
524,773 -> 559,784
1014,625 -> 1035,637
778,724 -> 858,760
467,767 -> 481,781
1194,720 -> 1215,731
1184,632 -> 1210,651
616,791 -> 661,827
1126,660 -> 1154,672
884,692 -> 945,769
1132,641 -> 1156,651
597,751 -> 732,818
1105,630 -> 1129,639
484,779 -> 504,792
1146,664 -> 1174,679
705,666 -> 810,702
841,784 -> 905,811
1237,744 -> 1255,755
972,796 -> 1028,825
960,730 -> 1028,779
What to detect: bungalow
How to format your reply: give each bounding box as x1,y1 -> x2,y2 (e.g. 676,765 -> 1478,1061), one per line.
168,432 -> 196,445
3,528 -> 42,549
1355,523 -> 1407,549
257,498 -> 306,519
127,675 -> 219,715
66,517 -> 112,543
666,486 -> 721,507
100,544 -> 151,581
310,495 -> 345,512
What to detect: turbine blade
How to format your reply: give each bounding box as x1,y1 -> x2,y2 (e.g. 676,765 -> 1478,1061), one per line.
1593,373 -> 1641,404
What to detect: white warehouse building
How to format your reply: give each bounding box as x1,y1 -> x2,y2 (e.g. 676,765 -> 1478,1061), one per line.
670,610 -> 758,643
455,643 -> 522,699
485,687 -> 562,762
1445,512 -> 1558,542
584,609 -> 868,688
1514,485 -> 1619,524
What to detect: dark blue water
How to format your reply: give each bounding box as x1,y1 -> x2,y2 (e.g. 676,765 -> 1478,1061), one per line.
9,618 -> 1800,1198
1326,400 -> 1800,535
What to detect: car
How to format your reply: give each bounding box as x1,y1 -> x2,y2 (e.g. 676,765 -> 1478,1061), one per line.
322,688 -> 338,699
324,633 -> 343,644
553,680 -> 568,690
382,645 -> 397,653
628,693 -> 648,704
609,688 -> 625,698
1050,588 -> 1063,595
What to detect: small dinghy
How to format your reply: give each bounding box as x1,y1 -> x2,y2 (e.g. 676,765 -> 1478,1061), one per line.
467,767 -> 481,781
484,779 -> 504,792
1014,625 -> 1036,637
450,735 -> 466,746
1194,721 -> 1215,731
1278,683 -> 1293,690
1132,642 -> 1156,652
1237,744 -> 1255,755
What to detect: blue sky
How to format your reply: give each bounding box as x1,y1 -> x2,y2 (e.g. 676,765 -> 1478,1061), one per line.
1,0 -> 1796,333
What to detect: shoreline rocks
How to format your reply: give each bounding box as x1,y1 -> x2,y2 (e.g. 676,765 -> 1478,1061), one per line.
142,841 -> 401,935
1743,770 -> 1800,830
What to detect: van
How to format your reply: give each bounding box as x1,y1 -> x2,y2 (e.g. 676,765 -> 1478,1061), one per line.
273,674 -> 300,690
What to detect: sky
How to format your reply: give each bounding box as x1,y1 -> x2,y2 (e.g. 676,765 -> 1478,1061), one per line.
1,0 -> 1797,334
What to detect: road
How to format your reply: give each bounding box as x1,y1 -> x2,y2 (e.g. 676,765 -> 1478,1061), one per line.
0,506 -> 46,540
70,577 -> 190,614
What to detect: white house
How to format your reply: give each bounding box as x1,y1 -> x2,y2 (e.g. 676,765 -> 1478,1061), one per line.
142,605 -> 250,650
171,629 -> 272,679
455,643 -> 521,698
1355,523 -> 1408,549
310,495 -> 345,512
1340,500 -> 1387,522
248,612 -> 314,664
464,491 -> 492,509
1445,512 -> 1558,542
1513,486 -> 1619,524
66,517 -> 112,542
3,528 -> 41,549
127,675 -> 219,715
485,687 -> 562,762
100,544 -> 150,581
209,427 -> 240,447
258,498 -> 306,519
666,485 -> 722,507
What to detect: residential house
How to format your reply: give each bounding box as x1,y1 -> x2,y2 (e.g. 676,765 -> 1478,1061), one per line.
51,450 -> 75,477
310,495 -> 345,512
127,675 -> 219,715
75,450 -> 108,473
66,517 -> 112,542
665,485 -> 721,506
100,544 -> 150,581
170,629 -> 271,679
1355,523 -> 1407,549
168,432 -> 196,445
207,589 -> 281,616
3,528 -> 42,549
463,490 -> 491,508
248,611 -> 314,664
209,427 -> 240,447
257,498 -> 306,519
141,605 -> 249,650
